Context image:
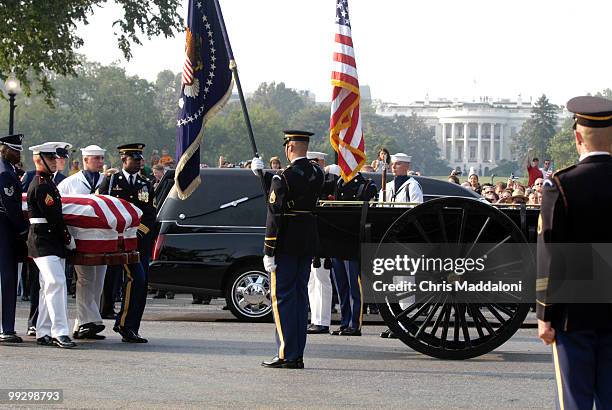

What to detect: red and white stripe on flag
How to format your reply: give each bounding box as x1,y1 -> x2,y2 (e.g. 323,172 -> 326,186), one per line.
329,0 -> 366,183
21,194 -> 142,253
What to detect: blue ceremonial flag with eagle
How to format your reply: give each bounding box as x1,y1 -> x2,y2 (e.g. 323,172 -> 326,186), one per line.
175,0 -> 233,199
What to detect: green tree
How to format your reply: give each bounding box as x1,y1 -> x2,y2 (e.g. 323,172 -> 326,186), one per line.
250,82 -> 309,121
155,70 -> 182,129
0,0 -> 182,103
490,159 -> 519,177
548,118 -> 577,170
512,94 -> 559,161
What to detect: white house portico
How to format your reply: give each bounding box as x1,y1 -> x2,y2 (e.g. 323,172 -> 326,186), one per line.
375,97 -> 569,175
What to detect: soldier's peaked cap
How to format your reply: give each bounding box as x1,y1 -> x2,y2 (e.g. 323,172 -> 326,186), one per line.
567,96 -> 612,128
283,130 -> 314,145
0,134 -> 24,151
118,143 -> 145,159
29,142 -> 63,157
46,142 -> 72,158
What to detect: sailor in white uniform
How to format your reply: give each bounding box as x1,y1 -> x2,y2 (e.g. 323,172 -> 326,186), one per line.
57,145 -> 107,340
379,153 -> 423,204
378,153 -> 424,338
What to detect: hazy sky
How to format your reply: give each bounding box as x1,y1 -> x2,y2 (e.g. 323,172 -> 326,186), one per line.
77,0 -> 611,105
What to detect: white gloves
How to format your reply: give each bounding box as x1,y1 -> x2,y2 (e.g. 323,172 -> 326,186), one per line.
326,164 -> 341,177
66,236 -> 76,251
251,157 -> 264,175
263,255 -> 276,273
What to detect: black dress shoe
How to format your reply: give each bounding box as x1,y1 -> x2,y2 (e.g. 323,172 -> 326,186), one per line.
113,326 -> 148,343
0,332 -> 23,343
52,336 -> 77,348
330,326 -> 348,336
27,327 -> 36,336
380,328 -> 397,338
339,328 -> 362,336
37,335 -> 53,346
296,357 -> 304,369
306,324 -> 330,334
261,356 -> 299,369
101,312 -> 116,320
73,323 -> 105,339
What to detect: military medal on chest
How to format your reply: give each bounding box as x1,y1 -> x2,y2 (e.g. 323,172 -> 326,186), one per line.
138,185 -> 149,202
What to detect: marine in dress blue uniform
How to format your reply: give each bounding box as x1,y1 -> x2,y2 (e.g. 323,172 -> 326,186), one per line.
537,96 -> 612,409
331,172 -> 378,336
253,131 -> 324,369
97,143 -> 153,343
0,134 -> 28,343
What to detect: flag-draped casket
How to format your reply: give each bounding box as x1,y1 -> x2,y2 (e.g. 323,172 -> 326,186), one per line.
22,193 -> 142,253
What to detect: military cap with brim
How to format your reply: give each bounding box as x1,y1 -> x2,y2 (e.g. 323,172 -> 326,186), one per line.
283,130 -> 314,146
118,143 -> 145,160
29,142 -> 63,158
307,151 -> 327,160
567,96 -> 612,128
0,134 -> 24,151
46,142 -> 73,158
391,153 -> 412,163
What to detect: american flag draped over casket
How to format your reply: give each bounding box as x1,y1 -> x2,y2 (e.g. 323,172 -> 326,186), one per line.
22,194 -> 142,253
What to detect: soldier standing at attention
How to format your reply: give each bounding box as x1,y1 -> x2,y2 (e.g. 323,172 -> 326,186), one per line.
251,130 -> 324,369
97,143 -> 153,343
0,134 -> 28,343
537,96 -> 612,409
27,143 -> 76,348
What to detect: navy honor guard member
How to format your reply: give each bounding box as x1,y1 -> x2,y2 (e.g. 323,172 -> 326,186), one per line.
251,130 -> 324,369
331,172 -> 378,337
27,142 -> 77,348
97,143 -> 153,343
537,96 -> 612,409
0,134 -> 28,343
58,145 -> 107,340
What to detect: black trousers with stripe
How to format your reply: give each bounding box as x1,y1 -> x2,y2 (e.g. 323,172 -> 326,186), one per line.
114,262 -> 147,331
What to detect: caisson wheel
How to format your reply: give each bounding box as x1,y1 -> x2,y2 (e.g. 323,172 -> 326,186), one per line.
225,265 -> 273,322
375,197 -> 532,359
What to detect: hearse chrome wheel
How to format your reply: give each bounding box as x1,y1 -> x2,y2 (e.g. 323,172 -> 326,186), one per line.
226,268 -> 272,322
375,197 -> 532,360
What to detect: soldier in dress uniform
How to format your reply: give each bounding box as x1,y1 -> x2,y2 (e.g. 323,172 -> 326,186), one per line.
21,141 -> 72,337
250,130 -> 324,368
27,142 -> 77,348
58,145 -> 107,340
97,143 -> 153,343
330,171 -> 378,337
537,96 -> 612,409
0,134 -> 28,343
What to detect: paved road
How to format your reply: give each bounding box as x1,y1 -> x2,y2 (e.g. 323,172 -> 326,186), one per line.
1,295 -> 555,409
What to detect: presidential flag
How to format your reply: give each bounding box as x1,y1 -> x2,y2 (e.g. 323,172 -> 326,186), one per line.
329,0 -> 366,182
175,0 -> 233,199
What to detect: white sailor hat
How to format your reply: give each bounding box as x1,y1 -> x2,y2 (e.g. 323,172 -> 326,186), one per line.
29,142 -> 64,157
390,153 -> 412,163
81,144 -> 106,156
307,151 -> 328,160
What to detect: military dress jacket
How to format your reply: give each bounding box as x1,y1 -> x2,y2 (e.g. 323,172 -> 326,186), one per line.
26,172 -> 71,258
0,159 -> 28,257
264,157 -> 324,257
97,170 -> 156,257
334,172 -> 378,202
536,153 -> 612,331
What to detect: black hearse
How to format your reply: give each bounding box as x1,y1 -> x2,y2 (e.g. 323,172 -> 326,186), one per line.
149,169 -> 481,322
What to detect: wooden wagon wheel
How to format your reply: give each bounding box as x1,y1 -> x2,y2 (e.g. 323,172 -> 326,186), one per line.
375,197 -> 532,360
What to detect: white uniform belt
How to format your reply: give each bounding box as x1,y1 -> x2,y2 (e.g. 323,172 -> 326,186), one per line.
29,218 -> 48,224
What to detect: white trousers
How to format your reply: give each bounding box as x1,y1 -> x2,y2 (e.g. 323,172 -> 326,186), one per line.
34,256 -> 70,338
73,265 -> 106,332
308,264 -> 332,326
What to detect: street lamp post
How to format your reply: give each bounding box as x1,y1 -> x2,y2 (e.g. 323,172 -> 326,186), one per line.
4,75 -> 21,134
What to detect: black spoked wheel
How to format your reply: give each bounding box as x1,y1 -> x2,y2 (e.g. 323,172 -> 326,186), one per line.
376,197 -> 532,360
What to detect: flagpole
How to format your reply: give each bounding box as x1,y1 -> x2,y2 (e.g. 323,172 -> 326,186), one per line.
212,0 -> 259,160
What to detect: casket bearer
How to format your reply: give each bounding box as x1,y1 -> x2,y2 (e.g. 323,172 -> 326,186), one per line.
97,143 -> 153,343
57,144 -> 107,340
27,142 -> 77,348
0,134 -> 28,343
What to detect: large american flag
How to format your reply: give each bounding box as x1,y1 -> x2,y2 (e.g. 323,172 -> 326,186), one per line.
329,0 -> 366,182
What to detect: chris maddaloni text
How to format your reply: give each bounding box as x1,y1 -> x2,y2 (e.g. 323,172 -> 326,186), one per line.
372,280 -> 523,293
